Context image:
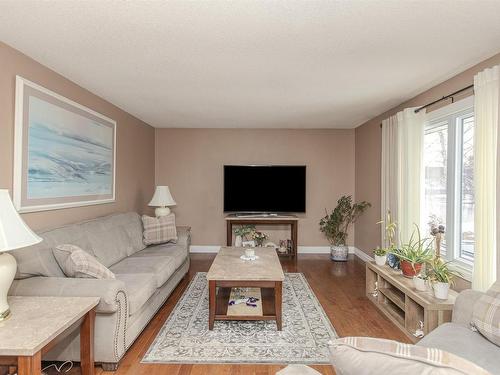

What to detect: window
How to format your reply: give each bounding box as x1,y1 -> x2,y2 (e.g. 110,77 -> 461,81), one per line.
422,97 -> 474,276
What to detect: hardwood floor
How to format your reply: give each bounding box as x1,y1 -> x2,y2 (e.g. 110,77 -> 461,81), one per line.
45,254 -> 410,375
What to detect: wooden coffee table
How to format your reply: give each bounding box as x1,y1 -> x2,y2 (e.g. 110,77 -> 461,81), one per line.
207,247 -> 285,330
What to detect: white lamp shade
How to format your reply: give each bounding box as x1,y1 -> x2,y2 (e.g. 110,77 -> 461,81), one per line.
0,190 -> 42,251
148,186 -> 176,207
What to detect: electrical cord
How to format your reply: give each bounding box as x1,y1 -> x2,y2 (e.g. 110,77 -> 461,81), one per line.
41,361 -> 73,375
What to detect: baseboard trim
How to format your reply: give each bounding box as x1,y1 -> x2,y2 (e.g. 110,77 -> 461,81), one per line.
189,245 -> 373,262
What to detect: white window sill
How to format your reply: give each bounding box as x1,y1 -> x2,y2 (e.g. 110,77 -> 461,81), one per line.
449,259 -> 473,282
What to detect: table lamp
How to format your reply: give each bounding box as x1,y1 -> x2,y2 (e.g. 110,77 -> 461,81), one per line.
0,189 -> 42,320
148,186 -> 176,217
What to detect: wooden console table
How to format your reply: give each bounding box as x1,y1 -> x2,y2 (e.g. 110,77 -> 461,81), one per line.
225,216 -> 298,258
0,296 -> 99,375
366,262 -> 457,343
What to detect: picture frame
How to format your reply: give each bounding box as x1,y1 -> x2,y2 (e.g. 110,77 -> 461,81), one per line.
13,76 -> 117,213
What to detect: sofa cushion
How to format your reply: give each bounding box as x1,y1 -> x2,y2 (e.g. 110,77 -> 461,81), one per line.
103,212 -> 146,255
330,336 -> 491,375
472,281 -> 500,347
131,243 -> 188,270
110,256 -> 176,288
418,322 -> 500,375
142,214 -> 177,246
53,244 -> 115,279
115,273 -> 157,316
10,224 -> 94,279
82,222 -> 133,268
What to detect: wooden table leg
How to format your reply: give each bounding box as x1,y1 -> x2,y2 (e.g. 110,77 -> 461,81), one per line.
209,280 -> 216,330
17,351 -> 41,375
80,308 -> 95,375
275,281 -> 283,330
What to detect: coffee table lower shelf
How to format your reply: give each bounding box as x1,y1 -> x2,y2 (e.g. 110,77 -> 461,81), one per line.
208,280 -> 282,330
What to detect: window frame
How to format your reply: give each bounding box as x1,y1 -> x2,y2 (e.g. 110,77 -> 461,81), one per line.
423,96 -> 474,281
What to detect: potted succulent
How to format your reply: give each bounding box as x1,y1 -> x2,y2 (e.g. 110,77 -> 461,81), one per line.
389,224 -> 433,278
320,195 -> 371,261
427,258 -> 459,299
234,225 -> 255,247
373,247 -> 388,266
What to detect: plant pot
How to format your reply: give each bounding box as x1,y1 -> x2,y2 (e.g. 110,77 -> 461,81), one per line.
234,235 -> 243,247
374,254 -> 387,266
433,282 -> 450,300
330,245 -> 349,262
400,260 -> 422,278
413,276 -> 427,292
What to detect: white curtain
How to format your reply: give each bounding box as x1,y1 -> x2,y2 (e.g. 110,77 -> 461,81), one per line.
381,108 -> 426,246
473,65 -> 499,291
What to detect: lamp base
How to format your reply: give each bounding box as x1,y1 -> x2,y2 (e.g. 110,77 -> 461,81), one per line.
0,253 -> 16,321
155,206 -> 171,217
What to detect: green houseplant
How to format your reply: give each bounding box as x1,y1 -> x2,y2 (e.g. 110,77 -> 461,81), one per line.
427,258 -> 460,299
233,225 -> 255,247
389,224 -> 433,277
320,195 -> 371,261
374,211 -> 397,266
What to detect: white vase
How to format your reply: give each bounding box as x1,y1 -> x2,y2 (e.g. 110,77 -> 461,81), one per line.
433,282 -> 450,300
413,276 -> 427,292
374,254 -> 387,266
330,245 -> 348,262
235,235 -> 243,247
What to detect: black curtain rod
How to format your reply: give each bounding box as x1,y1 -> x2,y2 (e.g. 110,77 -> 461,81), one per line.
414,84 -> 474,113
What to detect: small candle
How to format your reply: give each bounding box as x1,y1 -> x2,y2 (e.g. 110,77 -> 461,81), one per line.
245,248 -> 255,258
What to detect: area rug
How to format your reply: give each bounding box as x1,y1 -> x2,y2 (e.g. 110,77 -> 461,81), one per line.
142,272 -> 338,364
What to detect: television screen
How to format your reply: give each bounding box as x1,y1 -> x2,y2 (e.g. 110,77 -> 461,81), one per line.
224,165 -> 306,213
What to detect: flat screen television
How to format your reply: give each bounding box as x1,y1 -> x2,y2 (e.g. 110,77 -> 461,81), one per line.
224,165 -> 306,213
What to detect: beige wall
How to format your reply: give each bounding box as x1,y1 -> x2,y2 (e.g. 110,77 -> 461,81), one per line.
0,42 -> 156,230
354,52 -> 500,289
155,128 -> 356,246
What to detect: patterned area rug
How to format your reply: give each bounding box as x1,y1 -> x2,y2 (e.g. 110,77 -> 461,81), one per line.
142,272 -> 338,364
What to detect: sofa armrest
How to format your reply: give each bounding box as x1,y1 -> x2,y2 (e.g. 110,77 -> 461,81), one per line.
176,226 -> 191,249
452,289 -> 485,326
9,276 -> 127,314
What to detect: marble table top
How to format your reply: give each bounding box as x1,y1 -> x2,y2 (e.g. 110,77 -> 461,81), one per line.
207,247 -> 285,281
0,296 -> 99,356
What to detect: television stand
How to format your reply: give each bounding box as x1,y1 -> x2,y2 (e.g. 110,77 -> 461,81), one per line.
225,216 -> 298,259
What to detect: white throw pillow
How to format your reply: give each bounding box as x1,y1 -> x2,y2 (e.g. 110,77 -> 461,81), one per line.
142,214 -> 177,245
53,244 -> 115,279
329,337 -> 491,375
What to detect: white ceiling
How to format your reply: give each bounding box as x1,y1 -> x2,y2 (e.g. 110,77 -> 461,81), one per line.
1,1 -> 500,129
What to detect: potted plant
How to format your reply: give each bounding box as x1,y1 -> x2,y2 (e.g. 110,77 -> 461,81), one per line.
427,258 -> 459,299
234,225 -> 255,247
320,195 -> 371,262
251,230 -> 268,247
413,273 -> 428,292
389,224 -> 433,278
373,247 -> 387,266
374,211 -> 397,267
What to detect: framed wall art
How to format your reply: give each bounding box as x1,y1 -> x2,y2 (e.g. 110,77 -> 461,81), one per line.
13,76 -> 116,212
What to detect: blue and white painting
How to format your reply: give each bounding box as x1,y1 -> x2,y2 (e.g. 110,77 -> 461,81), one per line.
27,95 -> 114,200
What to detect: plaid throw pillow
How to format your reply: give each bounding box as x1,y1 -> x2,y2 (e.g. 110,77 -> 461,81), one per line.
329,337 -> 491,375
142,214 -> 177,246
53,244 -> 115,279
472,281 -> 500,346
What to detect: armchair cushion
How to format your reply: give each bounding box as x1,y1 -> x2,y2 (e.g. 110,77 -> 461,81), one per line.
329,337 -> 491,375
472,281 -> 500,347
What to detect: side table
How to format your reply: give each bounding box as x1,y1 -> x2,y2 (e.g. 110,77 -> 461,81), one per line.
0,296 -> 99,375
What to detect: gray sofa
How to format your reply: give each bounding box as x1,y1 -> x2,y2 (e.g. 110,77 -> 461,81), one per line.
8,212 -> 190,371
418,289 -> 499,374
